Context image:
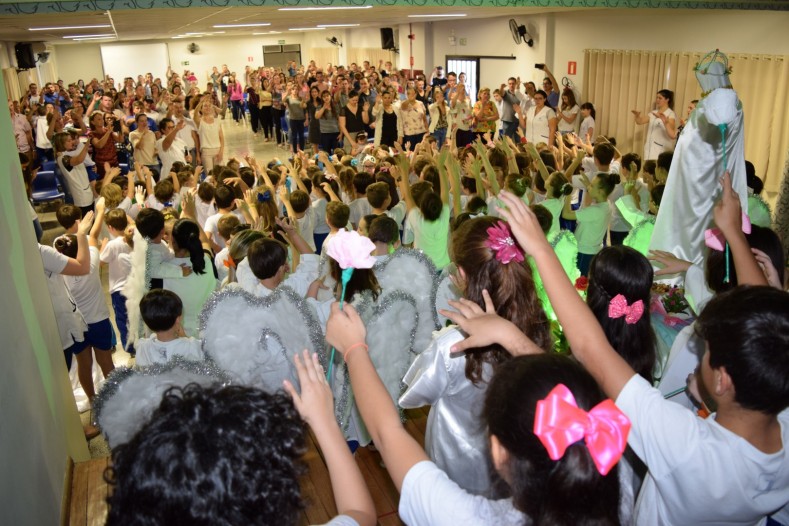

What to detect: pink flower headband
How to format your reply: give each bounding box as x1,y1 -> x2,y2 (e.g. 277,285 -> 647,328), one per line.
534,384 -> 631,476
485,221 -> 524,265
608,294 -> 644,325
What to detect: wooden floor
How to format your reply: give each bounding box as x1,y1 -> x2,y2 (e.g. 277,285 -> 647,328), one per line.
66,407 -> 429,526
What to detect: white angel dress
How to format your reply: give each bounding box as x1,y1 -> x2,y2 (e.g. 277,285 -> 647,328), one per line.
650,53 -> 748,268
399,326 -> 495,497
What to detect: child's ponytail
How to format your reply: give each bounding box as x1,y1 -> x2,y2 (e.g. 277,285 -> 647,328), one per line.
172,219 -> 206,275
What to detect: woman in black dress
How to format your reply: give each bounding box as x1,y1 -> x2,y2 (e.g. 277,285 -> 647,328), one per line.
305,86 -> 321,155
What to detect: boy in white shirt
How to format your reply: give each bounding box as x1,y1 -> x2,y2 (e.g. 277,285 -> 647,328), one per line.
214,214 -> 241,283
367,181 -> 406,227
100,209 -> 134,354
135,289 -> 203,366
281,188 -> 317,253
204,185 -> 244,252
608,153 -> 649,245
487,189 -> 789,526
348,173 -> 373,229
234,218 -> 319,298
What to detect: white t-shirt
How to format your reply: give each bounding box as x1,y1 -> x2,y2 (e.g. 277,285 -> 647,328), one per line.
40,244 -> 87,349
311,196 -> 330,235
100,237 -> 132,294
608,180 -> 650,233
155,135 -> 188,180
557,104 -> 580,133
204,210 -> 246,248
398,461 -> 526,526
135,335 -> 203,367
348,197 -> 372,228
579,115 -> 595,140
214,246 -> 230,284
197,118 -> 221,150
296,207 -> 317,252
145,193 -> 181,212
36,117 -> 52,149
174,116 -> 198,149
404,205 -> 452,270
163,253 -> 218,338
57,153 -> 94,208
574,201 -> 611,255
617,374 -> 789,525
63,246 -> 110,324
385,200 -> 407,227
235,254 -> 320,299
195,198 -> 217,230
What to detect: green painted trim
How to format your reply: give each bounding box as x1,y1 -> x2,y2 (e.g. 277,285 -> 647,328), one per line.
2,0 -> 788,16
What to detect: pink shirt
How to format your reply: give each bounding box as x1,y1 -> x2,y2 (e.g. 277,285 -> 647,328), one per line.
13,113 -> 32,153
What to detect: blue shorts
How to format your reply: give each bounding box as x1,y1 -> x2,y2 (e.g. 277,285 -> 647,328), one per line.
63,336 -> 87,370
83,318 -> 114,350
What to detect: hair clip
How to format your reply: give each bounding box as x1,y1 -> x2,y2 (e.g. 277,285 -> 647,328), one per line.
257,190 -> 272,203
608,294 -> 644,324
534,384 -> 630,476
485,220 -> 524,265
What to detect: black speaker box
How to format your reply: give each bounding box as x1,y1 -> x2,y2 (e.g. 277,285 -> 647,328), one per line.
380,28 -> 395,50
15,43 -> 36,69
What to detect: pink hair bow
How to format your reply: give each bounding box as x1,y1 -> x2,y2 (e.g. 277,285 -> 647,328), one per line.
704,212 -> 751,251
485,221 -> 524,265
608,294 -> 644,324
534,384 -> 631,476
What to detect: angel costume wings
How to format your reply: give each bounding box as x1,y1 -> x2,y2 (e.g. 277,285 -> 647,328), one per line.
331,248 -> 441,445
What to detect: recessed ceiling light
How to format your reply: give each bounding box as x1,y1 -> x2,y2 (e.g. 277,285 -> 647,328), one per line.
289,27 -> 325,31
29,24 -> 111,31
408,13 -> 467,17
279,5 -> 372,10
253,31 -> 282,35
317,24 -> 360,28
63,33 -> 115,39
72,36 -> 117,41
185,32 -> 206,35
213,23 -> 271,28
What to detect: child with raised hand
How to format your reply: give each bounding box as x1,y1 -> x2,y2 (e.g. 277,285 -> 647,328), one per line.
563,171 -> 616,275
488,185 -> 789,526
398,214 -> 551,496
234,216 -> 320,298
55,201 -> 115,401
398,152 -> 453,270
134,289 -> 203,366
100,208 -> 135,354
326,303 -> 627,525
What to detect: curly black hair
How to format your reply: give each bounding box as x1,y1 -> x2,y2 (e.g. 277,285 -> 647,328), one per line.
105,384 -> 306,526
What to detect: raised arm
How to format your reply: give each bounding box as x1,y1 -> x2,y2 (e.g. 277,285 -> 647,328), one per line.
283,351 -> 376,526
497,191 -> 634,399
61,212 -> 95,276
714,171 -> 767,287
394,155 -> 416,212
326,304 -> 429,491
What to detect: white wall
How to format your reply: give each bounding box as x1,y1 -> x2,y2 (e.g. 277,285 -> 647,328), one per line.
552,9 -> 789,87
54,43 -> 104,85
0,78 -> 90,525
429,15 -> 549,93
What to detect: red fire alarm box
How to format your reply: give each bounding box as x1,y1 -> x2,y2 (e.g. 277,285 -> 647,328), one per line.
568,61 -> 577,75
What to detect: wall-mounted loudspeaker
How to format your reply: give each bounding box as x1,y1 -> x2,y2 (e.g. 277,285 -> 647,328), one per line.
15,43 -> 36,69
380,28 -> 395,50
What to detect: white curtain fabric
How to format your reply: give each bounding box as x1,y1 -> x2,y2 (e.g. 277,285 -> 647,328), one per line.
584,49 -> 788,197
